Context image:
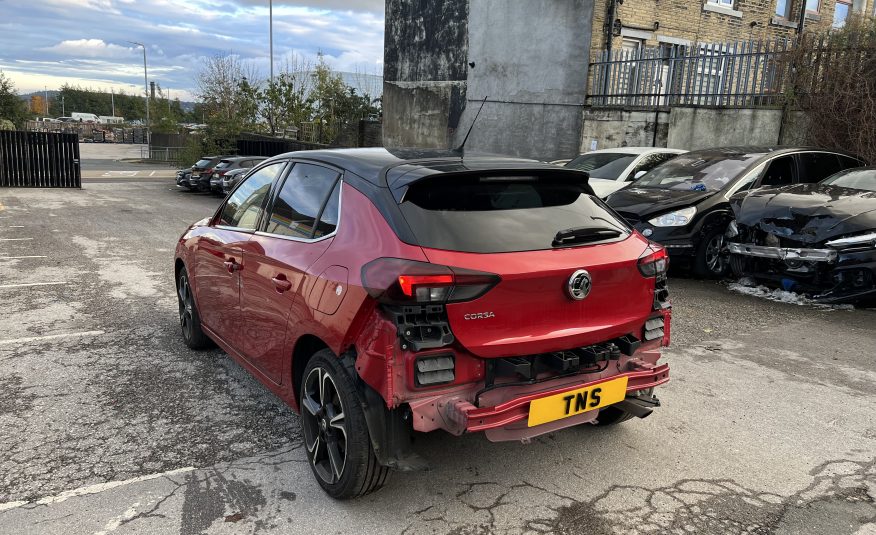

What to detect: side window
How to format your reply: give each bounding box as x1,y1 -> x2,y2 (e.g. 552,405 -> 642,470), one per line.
314,181 -> 341,238
759,156 -> 795,187
798,153 -> 844,183
727,162 -> 766,196
265,163 -> 340,239
217,162 -> 285,229
629,152 -> 677,181
838,155 -> 865,171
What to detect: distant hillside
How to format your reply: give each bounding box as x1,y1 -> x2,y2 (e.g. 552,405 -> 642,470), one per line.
19,90 -> 198,113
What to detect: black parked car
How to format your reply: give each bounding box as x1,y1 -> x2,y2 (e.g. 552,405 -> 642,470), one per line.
186,155 -> 231,192
727,167 -> 876,303
605,147 -> 866,277
176,169 -> 193,189
208,156 -> 266,193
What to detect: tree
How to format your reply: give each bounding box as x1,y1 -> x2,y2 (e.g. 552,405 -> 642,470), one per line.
260,54 -> 315,136
196,54 -> 262,148
0,71 -> 30,128
786,17 -> 876,163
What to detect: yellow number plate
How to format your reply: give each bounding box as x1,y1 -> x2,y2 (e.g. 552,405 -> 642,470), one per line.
527,376 -> 629,427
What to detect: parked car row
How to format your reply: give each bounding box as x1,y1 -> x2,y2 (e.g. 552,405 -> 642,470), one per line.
577,146 -> 872,303
176,155 -> 266,195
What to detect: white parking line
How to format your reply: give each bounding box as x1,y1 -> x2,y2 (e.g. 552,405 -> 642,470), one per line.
0,256 -> 48,259
8,225 -> 25,228
0,282 -> 65,289
0,330 -> 105,346
0,238 -> 33,241
0,466 -> 194,511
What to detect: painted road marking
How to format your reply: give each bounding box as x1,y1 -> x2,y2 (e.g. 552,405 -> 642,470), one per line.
0,256 -> 48,259
0,282 -> 66,289
0,238 -> 33,241
0,466 -> 194,511
8,225 -> 25,228
0,330 -> 106,346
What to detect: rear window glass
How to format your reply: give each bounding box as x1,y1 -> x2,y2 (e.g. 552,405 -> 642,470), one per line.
565,153 -> 636,180
194,159 -> 211,168
399,174 -> 630,253
215,160 -> 232,169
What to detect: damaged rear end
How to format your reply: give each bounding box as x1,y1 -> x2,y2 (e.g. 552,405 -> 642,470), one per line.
354,167 -> 671,444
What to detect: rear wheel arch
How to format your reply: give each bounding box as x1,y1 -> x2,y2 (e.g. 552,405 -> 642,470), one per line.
292,334 -> 331,405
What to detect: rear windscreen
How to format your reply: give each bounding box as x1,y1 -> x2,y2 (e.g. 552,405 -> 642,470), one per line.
399,174 -> 630,253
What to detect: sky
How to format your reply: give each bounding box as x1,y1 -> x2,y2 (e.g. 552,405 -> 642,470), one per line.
0,0 -> 385,101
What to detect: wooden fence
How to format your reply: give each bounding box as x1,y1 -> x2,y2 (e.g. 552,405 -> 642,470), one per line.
0,131 -> 81,188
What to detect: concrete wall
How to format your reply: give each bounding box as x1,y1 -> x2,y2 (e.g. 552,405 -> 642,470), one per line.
579,108 -> 668,153
666,107 -> 783,150
383,0 -> 469,149
453,0 -> 594,160
581,106 -> 807,151
383,0 -> 594,160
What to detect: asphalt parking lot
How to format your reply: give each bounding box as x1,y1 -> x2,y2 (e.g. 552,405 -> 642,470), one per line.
0,176 -> 875,535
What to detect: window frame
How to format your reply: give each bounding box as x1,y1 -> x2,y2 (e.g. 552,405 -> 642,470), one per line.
255,159 -> 345,244
806,0 -> 820,14
212,159 -> 291,232
833,0 -> 851,27
775,0 -> 793,18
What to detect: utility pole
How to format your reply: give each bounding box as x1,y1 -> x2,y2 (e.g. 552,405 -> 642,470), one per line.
127,41 -> 150,144
269,0 -> 275,136
44,86 -> 48,116
111,89 -> 115,117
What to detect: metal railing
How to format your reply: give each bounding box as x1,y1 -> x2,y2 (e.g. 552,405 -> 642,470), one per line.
588,37 -> 795,108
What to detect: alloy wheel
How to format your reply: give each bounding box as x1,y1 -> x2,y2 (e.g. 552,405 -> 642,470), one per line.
301,367 -> 348,485
705,233 -> 727,274
177,274 -> 193,339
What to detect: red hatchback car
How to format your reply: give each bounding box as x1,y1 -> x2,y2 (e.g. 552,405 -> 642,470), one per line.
174,148 -> 671,498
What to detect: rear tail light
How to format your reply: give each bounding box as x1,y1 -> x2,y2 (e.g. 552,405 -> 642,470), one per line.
361,258 -> 500,304
638,245 -> 668,278
415,354 -> 455,385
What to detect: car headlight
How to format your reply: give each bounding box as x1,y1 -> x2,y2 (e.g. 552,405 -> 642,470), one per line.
649,207 -> 697,227
825,231 -> 876,249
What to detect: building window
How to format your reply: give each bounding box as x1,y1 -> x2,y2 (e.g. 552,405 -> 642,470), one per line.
833,0 -> 851,27
775,0 -> 792,18
806,0 -> 820,13
707,0 -> 734,6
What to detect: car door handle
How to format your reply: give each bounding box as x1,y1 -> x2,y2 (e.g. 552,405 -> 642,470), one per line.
224,260 -> 241,273
271,274 -> 292,293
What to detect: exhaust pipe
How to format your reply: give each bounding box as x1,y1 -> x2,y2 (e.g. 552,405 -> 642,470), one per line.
615,395 -> 660,419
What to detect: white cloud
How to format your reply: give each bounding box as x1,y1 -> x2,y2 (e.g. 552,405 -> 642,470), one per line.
42,39 -> 136,59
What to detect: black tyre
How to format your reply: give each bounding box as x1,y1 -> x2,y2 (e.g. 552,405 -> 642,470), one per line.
693,227 -> 729,279
300,350 -> 389,499
177,268 -> 211,349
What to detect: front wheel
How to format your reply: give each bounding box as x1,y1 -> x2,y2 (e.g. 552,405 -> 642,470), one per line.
694,228 -> 729,279
300,350 -> 389,499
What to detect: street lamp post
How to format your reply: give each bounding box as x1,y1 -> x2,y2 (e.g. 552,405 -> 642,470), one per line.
269,0 -> 275,135
127,41 -> 150,144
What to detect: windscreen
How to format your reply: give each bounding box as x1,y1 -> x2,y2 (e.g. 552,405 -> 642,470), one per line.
633,153 -> 762,192
821,169 -> 876,192
565,153 -> 636,180
399,174 -> 630,253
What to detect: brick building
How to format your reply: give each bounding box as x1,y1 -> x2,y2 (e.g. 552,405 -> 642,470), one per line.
591,0 -> 873,57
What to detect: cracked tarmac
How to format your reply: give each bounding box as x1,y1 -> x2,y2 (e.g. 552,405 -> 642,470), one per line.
0,178 -> 874,534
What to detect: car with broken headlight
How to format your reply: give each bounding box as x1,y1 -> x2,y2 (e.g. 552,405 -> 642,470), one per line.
605,147 -> 866,278
727,166 -> 876,303
174,148 -> 672,499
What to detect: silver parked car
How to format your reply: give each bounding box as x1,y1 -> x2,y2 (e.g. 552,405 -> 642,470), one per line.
564,147 -> 687,198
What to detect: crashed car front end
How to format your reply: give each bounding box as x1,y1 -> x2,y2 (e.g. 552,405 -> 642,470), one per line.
727,178 -> 876,303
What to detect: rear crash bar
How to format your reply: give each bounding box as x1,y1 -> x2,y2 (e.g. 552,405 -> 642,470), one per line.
728,242 -> 837,263
422,364 -> 669,437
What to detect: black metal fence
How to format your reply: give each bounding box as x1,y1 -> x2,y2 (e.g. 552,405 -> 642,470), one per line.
588,37 -> 794,108
0,131 -> 81,188
236,134 -> 329,158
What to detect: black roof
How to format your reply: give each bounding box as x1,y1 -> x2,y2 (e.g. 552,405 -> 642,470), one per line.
267,147 -> 565,186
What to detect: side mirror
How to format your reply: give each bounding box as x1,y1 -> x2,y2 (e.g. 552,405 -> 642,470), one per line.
631,170 -> 647,181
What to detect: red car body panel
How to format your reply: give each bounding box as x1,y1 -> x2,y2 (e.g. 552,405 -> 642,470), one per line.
175,149 -> 671,445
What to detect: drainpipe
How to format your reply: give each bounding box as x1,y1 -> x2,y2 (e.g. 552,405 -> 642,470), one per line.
603,0 -> 619,99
